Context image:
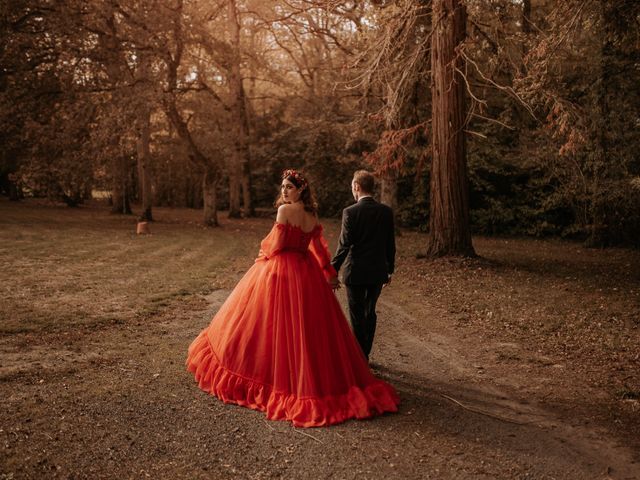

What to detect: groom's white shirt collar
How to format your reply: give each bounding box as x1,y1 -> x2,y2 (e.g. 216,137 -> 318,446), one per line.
358,195 -> 373,202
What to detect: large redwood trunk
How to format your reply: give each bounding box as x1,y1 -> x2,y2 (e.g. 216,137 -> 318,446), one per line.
136,106 -> 153,221
426,0 -> 475,257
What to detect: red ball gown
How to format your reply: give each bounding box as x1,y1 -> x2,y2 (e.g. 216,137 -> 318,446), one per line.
186,222 -> 399,427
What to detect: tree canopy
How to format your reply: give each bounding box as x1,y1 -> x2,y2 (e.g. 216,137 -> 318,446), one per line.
2,0 -> 638,247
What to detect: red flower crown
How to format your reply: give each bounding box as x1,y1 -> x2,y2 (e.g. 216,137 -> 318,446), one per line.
282,169 -> 308,189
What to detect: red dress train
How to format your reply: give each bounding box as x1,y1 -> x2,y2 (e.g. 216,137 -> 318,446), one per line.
186,222 -> 399,427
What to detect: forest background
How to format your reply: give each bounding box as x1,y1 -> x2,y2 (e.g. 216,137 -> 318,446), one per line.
2,0 -> 639,248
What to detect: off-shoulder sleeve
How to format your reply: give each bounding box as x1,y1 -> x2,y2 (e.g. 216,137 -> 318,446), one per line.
308,226 -> 338,281
255,223 -> 287,262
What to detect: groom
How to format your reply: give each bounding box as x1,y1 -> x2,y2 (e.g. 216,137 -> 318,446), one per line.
331,170 -> 396,361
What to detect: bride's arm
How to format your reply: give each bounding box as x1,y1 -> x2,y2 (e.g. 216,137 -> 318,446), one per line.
309,226 -> 338,281
257,206 -> 289,261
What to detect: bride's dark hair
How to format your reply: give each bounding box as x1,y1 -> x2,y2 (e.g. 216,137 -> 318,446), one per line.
274,168 -> 318,215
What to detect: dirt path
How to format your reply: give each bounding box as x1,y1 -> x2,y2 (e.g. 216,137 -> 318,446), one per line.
372,292 -> 639,479
3,282 -> 638,479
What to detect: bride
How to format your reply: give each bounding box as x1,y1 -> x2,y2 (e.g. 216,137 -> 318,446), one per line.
186,168 -> 399,427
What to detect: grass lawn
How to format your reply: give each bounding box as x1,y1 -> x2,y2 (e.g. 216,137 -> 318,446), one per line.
0,199 -> 267,333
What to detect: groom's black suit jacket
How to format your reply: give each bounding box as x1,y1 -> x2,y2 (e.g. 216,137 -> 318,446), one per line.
331,197 -> 395,285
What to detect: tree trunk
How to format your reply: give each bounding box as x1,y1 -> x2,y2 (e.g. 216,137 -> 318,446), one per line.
165,97 -> 221,226
242,162 -> 254,217
162,0 -> 221,226
586,0 -> 613,247
426,0 -> 475,257
111,156 -> 132,214
522,0 -> 531,34
227,0 -> 253,218
9,181 -> 20,201
7,173 -> 21,201
136,106 -> 153,221
380,170 -> 398,210
228,161 -> 242,218
202,166 -> 219,227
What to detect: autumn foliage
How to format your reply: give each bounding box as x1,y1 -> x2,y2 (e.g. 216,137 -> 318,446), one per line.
1,0 -> 639,246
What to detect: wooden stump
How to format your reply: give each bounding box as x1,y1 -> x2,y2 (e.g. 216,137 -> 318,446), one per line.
136,221 -> 151,235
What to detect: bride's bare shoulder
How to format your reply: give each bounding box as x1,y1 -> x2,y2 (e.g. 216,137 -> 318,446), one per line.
276,203 -> 293,223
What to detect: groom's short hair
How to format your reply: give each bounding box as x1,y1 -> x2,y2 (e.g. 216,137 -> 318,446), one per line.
353,170 -> 375,194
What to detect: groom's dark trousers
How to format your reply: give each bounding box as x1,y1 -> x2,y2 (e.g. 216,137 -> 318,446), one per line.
331,196 -> 395,359
346,284 -> 383,358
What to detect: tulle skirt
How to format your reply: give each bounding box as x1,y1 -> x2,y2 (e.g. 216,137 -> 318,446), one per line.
186,250 -> 399,427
